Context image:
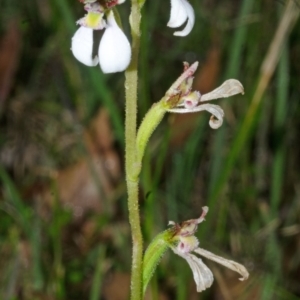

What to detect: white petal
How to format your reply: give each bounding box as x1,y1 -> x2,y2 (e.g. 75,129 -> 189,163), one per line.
168,0 -> 189,28
71,26 -> 98,66
167,0 -> 195,36
98,11 -> 131,73
201,79 -> 244,102
173,249 -> 214,292
194,248 -> 249,281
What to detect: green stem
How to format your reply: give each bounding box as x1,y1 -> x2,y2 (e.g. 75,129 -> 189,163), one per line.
125,1 -> 143,299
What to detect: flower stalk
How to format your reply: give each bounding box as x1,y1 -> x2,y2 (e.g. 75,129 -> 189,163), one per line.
125,0 -> 143,299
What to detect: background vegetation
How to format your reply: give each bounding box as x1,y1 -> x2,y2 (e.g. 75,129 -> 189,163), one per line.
0,0 -> 300,299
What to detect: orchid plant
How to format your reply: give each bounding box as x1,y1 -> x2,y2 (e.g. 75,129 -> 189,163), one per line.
71,0 -> 249,299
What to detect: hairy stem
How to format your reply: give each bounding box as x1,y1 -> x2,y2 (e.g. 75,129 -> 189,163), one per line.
125,1 -> 143,299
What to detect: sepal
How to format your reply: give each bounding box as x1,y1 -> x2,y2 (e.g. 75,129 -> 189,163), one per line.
143,229 -> 176,295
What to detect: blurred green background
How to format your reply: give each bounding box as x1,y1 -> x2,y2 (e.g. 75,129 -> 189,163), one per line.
1,0 -> 300,299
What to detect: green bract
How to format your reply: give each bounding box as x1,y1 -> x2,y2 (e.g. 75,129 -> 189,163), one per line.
142,228 -> 177,295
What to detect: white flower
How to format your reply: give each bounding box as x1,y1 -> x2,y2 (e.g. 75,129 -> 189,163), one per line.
164,62 -> 244,129
71,2 -> 131,73
169,207 -> 249,292
98,11 -> 131,73
167,0 -> 195,36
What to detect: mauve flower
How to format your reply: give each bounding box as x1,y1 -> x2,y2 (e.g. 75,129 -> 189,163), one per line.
164,62 -> 244,129
169,207 -> 249,292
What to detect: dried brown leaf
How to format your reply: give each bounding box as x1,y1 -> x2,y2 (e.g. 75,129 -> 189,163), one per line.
0,21 -> 22,110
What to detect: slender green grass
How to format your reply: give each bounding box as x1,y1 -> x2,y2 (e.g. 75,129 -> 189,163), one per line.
271,44 -> 288,216
89,246 -> 106,300
0,166 -> 31,236
260,31 -> 289,300
31,217 -> 44,290
207,0 -> 256,240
